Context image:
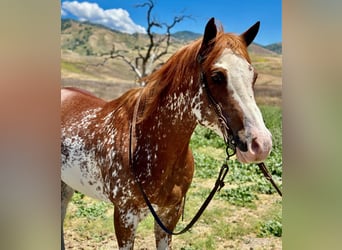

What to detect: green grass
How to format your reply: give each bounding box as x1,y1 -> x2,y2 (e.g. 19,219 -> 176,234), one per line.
217,185 -> 258,207
72,192 -> 110,219
61,61 -> 83,74
64,105 -> 282,248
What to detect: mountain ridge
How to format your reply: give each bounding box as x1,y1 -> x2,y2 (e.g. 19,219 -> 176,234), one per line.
61,19 -> 281,55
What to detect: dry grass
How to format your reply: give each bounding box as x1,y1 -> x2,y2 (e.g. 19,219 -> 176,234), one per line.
64,188 -> 281,249
61,53 -> 282,107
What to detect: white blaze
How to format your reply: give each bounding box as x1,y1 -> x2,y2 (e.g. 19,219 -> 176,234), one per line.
214,48 -> 269,138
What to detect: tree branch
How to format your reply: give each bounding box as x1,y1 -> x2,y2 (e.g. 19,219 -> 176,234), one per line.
154,15 -> 191,62
100,0 -> 191,84
95,44 -> 142,79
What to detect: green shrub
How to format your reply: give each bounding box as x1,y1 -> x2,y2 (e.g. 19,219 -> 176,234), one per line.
190,126 -> 225,149
258,215 -> 282,237
192,151 -> 220,178
72,192 -> 109,220
217,185 -> 258,207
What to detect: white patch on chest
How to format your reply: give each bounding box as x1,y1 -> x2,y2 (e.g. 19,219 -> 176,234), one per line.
61,134 -> 110,202
61,108 -> 110,202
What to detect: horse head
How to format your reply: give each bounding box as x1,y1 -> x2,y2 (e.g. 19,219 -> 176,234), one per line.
193,18 -> 272,163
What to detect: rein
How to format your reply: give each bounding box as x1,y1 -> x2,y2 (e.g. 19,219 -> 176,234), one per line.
257,162 -> 282,196
128,70 -> 282,235
129,88 -> 232,235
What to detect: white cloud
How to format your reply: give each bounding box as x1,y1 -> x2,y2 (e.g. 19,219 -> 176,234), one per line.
61,8 -> 67,17
61,1 -> 146,34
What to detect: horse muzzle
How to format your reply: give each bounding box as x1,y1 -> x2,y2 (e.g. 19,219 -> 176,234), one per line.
235,128 -> 272,164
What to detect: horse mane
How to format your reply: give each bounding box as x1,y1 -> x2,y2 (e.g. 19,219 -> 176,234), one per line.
137,25 -> 250,123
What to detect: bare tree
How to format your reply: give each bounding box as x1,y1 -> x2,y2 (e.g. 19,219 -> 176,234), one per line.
100,0 -> 190,85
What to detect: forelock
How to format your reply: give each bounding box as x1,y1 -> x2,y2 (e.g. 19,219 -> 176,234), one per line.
202,32 -> 251,71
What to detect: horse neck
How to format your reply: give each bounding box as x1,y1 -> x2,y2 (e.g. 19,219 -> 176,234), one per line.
138,78 -> 199,155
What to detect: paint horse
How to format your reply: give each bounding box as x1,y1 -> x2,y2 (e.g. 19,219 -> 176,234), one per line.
61,18 -> 272,249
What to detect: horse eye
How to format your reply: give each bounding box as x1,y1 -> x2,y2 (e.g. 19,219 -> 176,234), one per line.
211,71 -> 225,84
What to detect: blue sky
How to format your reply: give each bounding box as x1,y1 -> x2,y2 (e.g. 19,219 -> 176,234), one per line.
61,0 -> 281,45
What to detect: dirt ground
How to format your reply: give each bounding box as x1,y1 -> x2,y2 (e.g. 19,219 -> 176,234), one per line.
63,194 -> 282,250
64,226 -> 282,250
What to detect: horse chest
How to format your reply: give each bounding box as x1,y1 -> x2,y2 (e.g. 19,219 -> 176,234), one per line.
61,134 -> 111,202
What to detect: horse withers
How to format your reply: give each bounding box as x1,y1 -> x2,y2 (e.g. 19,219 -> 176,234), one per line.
61,17 -> 272,249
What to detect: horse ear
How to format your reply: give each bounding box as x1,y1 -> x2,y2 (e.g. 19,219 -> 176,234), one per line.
202,17 -> 217,45
240,21 -> 260,47
198,17 -> 217,63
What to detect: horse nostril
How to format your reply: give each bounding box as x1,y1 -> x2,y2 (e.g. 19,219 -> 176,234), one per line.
251,137 -> 261,154
235,136 -> 248,152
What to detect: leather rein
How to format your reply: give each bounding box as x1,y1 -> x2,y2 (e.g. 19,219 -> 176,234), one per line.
128,70 -> 282,236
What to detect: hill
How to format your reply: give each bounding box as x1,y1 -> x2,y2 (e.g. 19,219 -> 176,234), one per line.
61,19 -> 185,83
61,19 -> 282,106
264,42 -> 282,54
248,43 -> 277,55
61,19 -> 278,57
61,19 -> 185,56
172,30 -> 201,42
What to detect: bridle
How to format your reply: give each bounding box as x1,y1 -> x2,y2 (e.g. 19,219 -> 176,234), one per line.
128,64 -> 282,236
199,69 -> 283,197
199,71 -> 237,158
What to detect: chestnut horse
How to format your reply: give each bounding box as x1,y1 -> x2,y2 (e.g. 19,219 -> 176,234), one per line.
61,18 -> 272,249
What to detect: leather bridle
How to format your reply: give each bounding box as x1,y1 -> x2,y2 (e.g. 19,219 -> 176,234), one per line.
128,67 -> 282,236
199,71 -> 237,158
199,70 -> 282,197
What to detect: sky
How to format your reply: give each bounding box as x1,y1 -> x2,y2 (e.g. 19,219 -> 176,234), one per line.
61,0 -> 282,46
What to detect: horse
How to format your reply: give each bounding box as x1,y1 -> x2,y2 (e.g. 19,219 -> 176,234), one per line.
61,17 -> 272,249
